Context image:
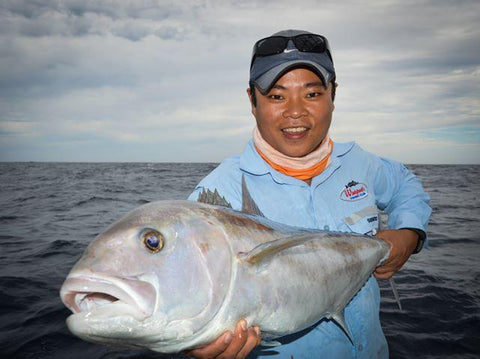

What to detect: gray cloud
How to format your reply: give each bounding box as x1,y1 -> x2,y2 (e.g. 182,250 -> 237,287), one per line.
1,0 -> 180,20
0,0 -> 186,41
0,0 -> 479,163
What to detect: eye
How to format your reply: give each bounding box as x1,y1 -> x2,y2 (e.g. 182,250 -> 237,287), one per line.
269,94 -> 283,100
142,230 -> 164,253
306,91 -> 321,98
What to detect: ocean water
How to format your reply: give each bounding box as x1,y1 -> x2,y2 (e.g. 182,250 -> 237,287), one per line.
0,162 -> 479,358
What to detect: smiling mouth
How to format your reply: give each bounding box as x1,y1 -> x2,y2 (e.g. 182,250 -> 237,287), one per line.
281,126 -> 309,140
282,126 -> 308,133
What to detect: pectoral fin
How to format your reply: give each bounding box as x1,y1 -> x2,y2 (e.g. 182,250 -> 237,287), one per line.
238,233 -> 323,266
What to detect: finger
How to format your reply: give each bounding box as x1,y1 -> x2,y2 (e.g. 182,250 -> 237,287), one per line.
375,262 -> 395,272
377,255 -> 405,271
375,271 -> 394,280
217,319 -> 248,359
374,269 -> 394,280
374,262 -> 393,273
254,326 -> 262,347
375,259 -> 392,271
375,264 -> 399,275
185,331 -> 233,359
236,326 -> 261,359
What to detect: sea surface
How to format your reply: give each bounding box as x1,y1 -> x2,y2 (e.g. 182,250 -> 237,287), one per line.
0,163 -> 479,358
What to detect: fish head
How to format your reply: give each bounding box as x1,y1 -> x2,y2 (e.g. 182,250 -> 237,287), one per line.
60,200 -> 233,352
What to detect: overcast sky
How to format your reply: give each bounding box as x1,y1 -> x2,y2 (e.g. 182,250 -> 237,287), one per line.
1,0 -> 479,164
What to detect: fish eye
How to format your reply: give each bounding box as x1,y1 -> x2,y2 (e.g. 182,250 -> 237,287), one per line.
142,230 -> 164,253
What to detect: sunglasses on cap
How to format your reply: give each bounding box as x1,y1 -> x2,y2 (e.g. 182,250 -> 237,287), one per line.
251,34 -> 333,67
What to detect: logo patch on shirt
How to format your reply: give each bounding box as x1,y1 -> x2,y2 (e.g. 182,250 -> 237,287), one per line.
340,181 -> 368,201
367,216 -> 378,223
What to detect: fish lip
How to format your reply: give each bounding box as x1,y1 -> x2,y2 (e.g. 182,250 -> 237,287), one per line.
60,275 -> 156,319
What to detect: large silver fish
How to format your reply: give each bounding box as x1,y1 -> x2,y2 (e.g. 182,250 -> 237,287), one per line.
60,180 -> 390,353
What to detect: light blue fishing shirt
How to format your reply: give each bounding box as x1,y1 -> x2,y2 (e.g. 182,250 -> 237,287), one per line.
188,140 -> 431,359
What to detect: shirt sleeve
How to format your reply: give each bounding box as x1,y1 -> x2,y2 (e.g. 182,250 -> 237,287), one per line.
372,157 -> 432,243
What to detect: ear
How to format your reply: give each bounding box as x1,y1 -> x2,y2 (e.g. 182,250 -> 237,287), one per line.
247,87 -> 257,116
247,87 -> 253,105
331,82 -> 338,110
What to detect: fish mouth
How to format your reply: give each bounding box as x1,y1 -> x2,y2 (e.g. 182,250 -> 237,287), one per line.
60,275 -> 156,320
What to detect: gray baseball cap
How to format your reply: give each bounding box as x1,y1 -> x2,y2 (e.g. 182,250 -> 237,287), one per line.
249,29 -> 335,94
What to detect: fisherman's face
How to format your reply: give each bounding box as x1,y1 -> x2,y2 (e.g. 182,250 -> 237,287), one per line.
248,68 -> 334,158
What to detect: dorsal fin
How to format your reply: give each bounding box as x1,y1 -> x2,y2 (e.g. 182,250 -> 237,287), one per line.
238,233 -> 322,266
197,188 -> 232,208
241,175 -> 264,217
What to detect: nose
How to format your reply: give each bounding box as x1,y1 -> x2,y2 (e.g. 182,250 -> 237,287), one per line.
282,95 -> 307,119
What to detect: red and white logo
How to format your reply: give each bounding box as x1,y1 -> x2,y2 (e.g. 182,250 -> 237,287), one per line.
340,181 -> 368,201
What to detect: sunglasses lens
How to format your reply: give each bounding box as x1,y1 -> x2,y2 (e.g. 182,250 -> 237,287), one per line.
256,37 -> 288,56
294,34 -> 326,53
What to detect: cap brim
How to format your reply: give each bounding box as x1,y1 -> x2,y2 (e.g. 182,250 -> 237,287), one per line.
253,60 -> 334,94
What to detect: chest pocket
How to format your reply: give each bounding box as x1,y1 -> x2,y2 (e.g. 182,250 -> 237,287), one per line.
342,205 -> 380,236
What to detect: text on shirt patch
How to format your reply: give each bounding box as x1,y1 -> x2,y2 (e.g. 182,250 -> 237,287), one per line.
340,181 -> 368,201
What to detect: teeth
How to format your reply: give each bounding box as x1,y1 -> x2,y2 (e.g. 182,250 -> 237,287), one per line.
283,127 -> 307,133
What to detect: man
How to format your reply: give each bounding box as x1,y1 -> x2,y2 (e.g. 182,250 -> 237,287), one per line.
186,29 -> 431,359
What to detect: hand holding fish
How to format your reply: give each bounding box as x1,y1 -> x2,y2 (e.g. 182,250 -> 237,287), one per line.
185,319 -> 261,359
374,229 -> 419,280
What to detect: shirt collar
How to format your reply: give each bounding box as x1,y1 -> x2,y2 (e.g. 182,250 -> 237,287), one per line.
240,139 -> 355,185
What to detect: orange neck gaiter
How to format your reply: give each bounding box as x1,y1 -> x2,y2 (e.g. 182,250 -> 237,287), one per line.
253,127 -> 334,181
